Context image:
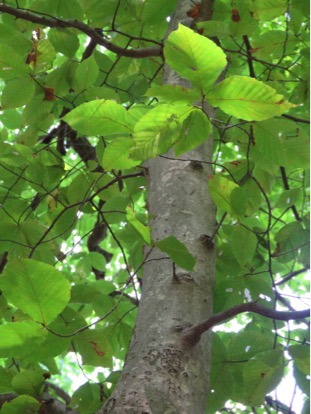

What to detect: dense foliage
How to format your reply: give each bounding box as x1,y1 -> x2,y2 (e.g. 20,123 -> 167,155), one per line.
0,0 -> 309,413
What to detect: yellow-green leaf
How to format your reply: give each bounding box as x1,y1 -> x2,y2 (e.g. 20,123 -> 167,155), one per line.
207,76 -> 294,121
165,24 -> 227,92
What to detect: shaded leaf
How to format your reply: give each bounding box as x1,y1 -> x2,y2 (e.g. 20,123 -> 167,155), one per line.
0,321 -> 47,358
48,27 -> 80,57
71,382 -> 102,414
232,225 -> 258,267
1,395 -> 40,414
11,369 -> 44,398
208,175 -> 239,213
242,349 -> 284,405
156,236 -> 195,271
1,77 -> 35,109
76,55 -> 99,89
0,259 -> 71,325
126,207 -> 151,245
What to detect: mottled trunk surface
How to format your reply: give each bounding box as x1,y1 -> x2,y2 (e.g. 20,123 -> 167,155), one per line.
100,1 -> 216,413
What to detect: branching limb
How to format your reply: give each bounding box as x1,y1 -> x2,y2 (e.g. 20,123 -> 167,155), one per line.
0,4 -> 162,58
182,301 -> 310,347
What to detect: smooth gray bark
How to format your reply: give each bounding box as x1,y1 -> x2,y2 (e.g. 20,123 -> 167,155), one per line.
100,1 -> 216,413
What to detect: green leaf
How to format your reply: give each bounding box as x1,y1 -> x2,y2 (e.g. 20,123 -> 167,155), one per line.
207,76 -> 294,121
0,321 -> 47,358
11,369 -> 44,398
165,24 -> 227,92
0,23 -> 33,55
0,44 -> 30,80
242,349 -> 284,405
231,179 -> 263,217
63,99 -> 134,136
76,55 -> 99,89
208,175 -> 239,213
174,108 -> 212,156
102,137 -> 139,170
207,333 -> 233,414
0,259 -> 71,325
251,30 -> 296,60
74,329 -> 113,368
156,236 -> 196,271
48,28 -> 80,57
0,367 -> 14,393
35,39 -> 56,73
126,207 -> 151,245
274,221 -> 309,265
251,120 -> 310,170
232,225 -> 258,267
1,77 -> 35,109
275,188 -> 301,209
71,382 -> 102,414
130,104 -> 191,160
1,395 -> 40,414
248,0 -> 287,20
288,344 -> 310,376
146,84 -> 200,103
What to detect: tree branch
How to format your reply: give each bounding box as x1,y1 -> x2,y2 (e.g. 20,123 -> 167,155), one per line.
282,114 -> 310,124
279,166 -> 301,221
182,301 -> 310,347
0,4 -> 162,58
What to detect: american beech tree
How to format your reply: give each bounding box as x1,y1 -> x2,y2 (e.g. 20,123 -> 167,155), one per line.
0,1 -> 309,414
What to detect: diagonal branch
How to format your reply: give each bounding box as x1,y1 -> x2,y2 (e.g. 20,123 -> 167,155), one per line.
182,301 -> 310,347
0,4 -> 162,58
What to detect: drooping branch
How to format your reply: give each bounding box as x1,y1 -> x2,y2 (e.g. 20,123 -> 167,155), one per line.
182,301 -> 310,347
0,4 -> 162,58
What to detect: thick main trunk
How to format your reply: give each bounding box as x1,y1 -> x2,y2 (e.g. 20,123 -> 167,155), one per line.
100,2 -> 216,413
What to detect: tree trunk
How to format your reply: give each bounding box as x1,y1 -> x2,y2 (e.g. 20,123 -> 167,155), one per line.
100,1 -> 216,413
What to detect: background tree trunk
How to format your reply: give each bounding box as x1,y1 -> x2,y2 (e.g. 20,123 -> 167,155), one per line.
100,2 -> 216,413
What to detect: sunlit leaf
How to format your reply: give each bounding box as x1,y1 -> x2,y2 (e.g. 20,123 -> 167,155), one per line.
207,76 -> 294,121
130,104 -> 191,160
102,137 -> 139,170
63,99 -> 135,136
174,108 -> 212,156
165,24 -> 227,92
